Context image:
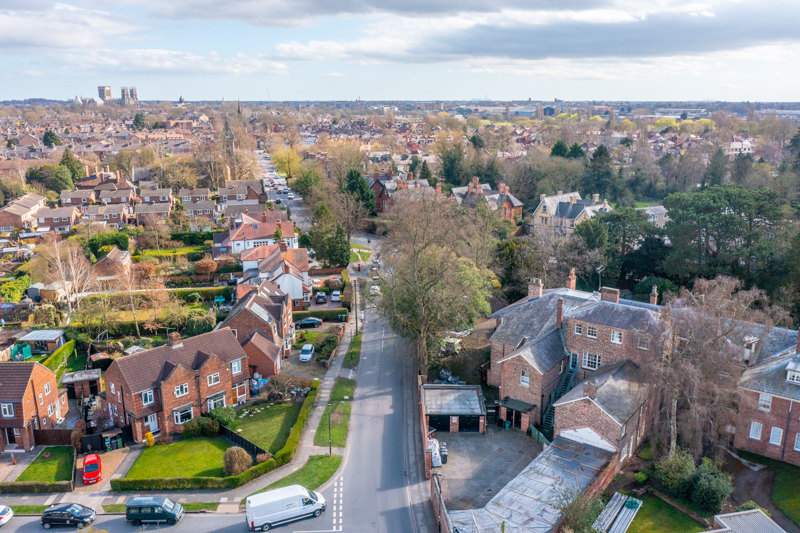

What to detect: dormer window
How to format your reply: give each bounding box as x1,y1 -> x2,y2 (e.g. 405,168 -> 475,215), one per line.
788,371 -> 800,384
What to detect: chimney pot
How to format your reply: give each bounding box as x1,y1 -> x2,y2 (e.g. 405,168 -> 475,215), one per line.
570,196 -> 576,206
104,164 -> 110,173
540,193 -> 546,202
168,332 -> 182,347
583,378 -> 598,399
556,298 -> 565,328
650,285 -> 659,305
592,193 -> 600,203
600,287 -> 620,304
435,183 -> 442,195
528,278 -> 543,299
566,268 -> 577,290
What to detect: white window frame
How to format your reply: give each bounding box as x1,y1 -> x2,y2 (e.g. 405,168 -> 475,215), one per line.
231,360 -> 242,374
574,324 -> 582,336
141,390 -> 154,406
207,373 -> 221,386
622,442 -> 629,460
39,393 -> 43,405
788,371 -> 800,384
0,403 -> 13,417
582,353 -> 601,371
795,433 -> 800,452
112,404 -> 118,417
520,370 -> 530,387
209,395 -> 226,411
638,337 -> 650,350
611,331 -> 623,345
110,383 -> 115,395
770,427 -> 783,446
758,393 -> 772,412
174,407 -> 193,425
586,326 -> 597,339
749,421 -> 762,440
44,382 -> 51,395
47,404 -> 53,416
175,383 -> 189,398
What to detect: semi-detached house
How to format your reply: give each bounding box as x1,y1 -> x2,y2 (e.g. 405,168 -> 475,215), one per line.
103,329 -> 249,443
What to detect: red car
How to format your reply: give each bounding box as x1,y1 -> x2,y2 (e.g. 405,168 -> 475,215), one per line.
82,454 -> 102,484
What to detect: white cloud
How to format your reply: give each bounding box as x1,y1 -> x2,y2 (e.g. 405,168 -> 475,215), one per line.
60,49 -> 288,76
323,72 -> 346,77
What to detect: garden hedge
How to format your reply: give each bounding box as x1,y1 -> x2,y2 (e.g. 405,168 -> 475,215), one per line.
110,380 -> 320,492
0,481 -> 72,494
171,231 -> 225,246
41,340 -> 75,372
173,287 -> 232,303
292,308 -> 348,322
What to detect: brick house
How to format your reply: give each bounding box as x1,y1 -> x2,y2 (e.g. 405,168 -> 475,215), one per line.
449,177 -> 523,222
179,188 -> 210,202
238,243 -> 311,310
98,189 -> 136,205
183,200 -> 218,220
35,207 -> 80,233
211,212 -> 296,259
60,190 -> 96,212
553,360 -> 653,468
103,329 -> 249,442
135,203 -> 172,224
83,204 -> 132,228
140,188 -> 174,204
240,330 -> 281,377
218,186 -> 260,203
0,361 -> 67,452
218,286 -> 293,356
92,247 -> 132,283
0,193 -> 46,231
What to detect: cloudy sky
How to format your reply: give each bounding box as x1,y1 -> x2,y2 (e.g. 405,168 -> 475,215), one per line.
0,0 -> 798,102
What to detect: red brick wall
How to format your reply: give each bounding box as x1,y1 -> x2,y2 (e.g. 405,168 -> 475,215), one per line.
586,452 -> 621,499
499,356 -> 565,425
242,342 -> 278,377
489,341 -> 513,387
734,390 -> 800,466
564,317 -> 653,382
224,311 -> 280,346
555,399 -> 624,449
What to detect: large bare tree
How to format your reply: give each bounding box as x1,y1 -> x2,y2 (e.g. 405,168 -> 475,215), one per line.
39,234 -> 96,315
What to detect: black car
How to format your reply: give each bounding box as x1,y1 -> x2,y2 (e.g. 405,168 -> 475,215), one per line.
275,198 -> 282,204
41,503 -> 96,529
296,317 -> 323,329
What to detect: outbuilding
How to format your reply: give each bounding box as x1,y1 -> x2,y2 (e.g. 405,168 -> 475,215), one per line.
421,384 -> 486,433
62,368 -> 101,399
18,329 -> 65,354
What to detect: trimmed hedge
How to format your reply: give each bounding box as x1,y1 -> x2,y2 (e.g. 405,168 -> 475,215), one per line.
173,287 -> 232,303
0,481 -> 72,494
110,380 -> 320,492
41,340 -> 75,372
171,231 -> 225,246
293,309 -> 348,322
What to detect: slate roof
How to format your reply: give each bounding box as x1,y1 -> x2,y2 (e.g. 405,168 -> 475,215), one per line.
0,361 -> 37,401
110,328 -> 246,393
738,347 -> 800,401
554,360 -> 648,425
567,301 -> 661,333
135,203 -> 171,214
498,329 -> 566,374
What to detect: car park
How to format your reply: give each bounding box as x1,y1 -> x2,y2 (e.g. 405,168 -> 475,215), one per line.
315,292 -> 327,303
125,497 -> 184,527
296,317 -> 323,329
299,344 -> 316,363
0,506 -> 13,527
330,290 -> 341,302
82,453 -> 102,485
41,503 -> 96,529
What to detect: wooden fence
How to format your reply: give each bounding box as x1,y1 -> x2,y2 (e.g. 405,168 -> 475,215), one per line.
33,429 -> 72,446
219,424 -> 267,458
270,374 -> 317,390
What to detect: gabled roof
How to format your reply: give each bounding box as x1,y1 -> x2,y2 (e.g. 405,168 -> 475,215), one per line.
739,346 -> 800,401
498,329 -> 566,374
220,292 -> 278,331
0,361 -> 41,401
240,330 -> 280,363
96,247 -> 130,264
567,301 -> 661,333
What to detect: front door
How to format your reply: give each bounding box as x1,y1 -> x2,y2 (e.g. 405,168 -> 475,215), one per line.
146,414 -> 158,433
5,428 -> 15,444
234,382 -> 246,404
570,353 -> 578,368
55,399 -> 61,420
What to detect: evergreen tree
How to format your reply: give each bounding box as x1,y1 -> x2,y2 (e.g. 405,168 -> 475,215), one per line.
582,144 -> 614,197
273,225 -> 283,242
48,165 -> 74,192
566,143 -> 586,159
550,140 -> 569,157
703,148 -> 727,188
408,156 -> 421,175
419,160 -> 434,184
59,147 -> 84,184
328,224 -> 351,267
43,130 -> 62,148
133,113 -> 147,131
346,168 -> 376,212
437,143 -> 467,186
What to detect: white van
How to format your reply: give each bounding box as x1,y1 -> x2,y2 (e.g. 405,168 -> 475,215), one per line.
246,485 -> 326,531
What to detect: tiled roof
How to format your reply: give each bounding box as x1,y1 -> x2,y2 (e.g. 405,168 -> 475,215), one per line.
0,361 -> 37,401
241,330 -> 280,363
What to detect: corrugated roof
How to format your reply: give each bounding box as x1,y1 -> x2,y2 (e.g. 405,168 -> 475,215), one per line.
709,509 -> 786,533
19,329 -> 64,341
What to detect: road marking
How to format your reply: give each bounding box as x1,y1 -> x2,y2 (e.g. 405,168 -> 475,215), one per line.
115,496 -> 125,504
21,496 -> 28,501
219,497 -> 228,502
45,494 -> 58,505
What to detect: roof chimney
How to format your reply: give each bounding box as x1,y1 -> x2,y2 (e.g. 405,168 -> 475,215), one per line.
528,278 -> 544,299
467,182 -> 474,194
583,378 -> 598,399
540,193 -> 546,202
570,196 -> 576,206
600,287 -> 620,304
650,285 -> 659,305
566,268 -> 577,290
602,199 -> 609,210
279,241 -> 288,252
435,183 -> 442,196
557,190 -> 563,195
556,298 -> 564,328
592,193 -> 600,203
84,165 -> 90,178
244,206 -> 248,213
168,332 -> 182,348
104,164 -> 110,173
262,211 -> 267,222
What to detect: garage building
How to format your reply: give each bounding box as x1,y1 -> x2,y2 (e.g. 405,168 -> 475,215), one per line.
422,384 -> 486,433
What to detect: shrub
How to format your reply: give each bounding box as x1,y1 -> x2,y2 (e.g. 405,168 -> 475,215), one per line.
0,481 -> 72,493
202,418 -> 220,437
223,447 -> 252,476
185,292 -> 201,304
181,417 -> 219,439
737,500 -> 771,517
144,432 -> 155,447
634,471 -> 648,485
70,419 -> 86,452
292,308 -> 348,322
181,418 -> 201,439
186,314 -> 215,337
690,458 -> 733,513
0,274 -> 31,303
209,406 -> 235,427
654,448 -> 696,499
41,340 -> 75,372
256,452 -> 273,464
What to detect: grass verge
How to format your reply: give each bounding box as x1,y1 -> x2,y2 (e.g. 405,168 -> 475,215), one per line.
244,455 -> 342,504
125,438 -> 229,479
329,378 -> 355,402
350,243 -> 369,250
314,378 -> 355,447
16,447 -> 73,483
229,402 -> 303,454
9,505 -> 48,515
342,333 -> 362,369
102,502 -> 218,513
626,493 -> 706,533
737,449 -> 800,526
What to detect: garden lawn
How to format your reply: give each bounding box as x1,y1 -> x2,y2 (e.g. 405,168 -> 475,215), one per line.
229,402 -> 302,454
16,447 -> 73,483
141,246 -> 208,257
57,353 -> 87,382
329,378 -> 355,401
103,502 -> 218,513
626,494 -> 705,533
350,242 -> 369,250
125,438 -> 229,479
342,333 -> 361,369
737,450 -> 800,526
246,455 -> 342,502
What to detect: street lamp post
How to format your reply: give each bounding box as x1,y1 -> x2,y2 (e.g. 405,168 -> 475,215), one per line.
327,405 -> 332,455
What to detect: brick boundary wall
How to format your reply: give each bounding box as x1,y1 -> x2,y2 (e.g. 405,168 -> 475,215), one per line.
430,475 -> 454,533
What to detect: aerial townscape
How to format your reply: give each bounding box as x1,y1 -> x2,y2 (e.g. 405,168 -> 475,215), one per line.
1,2 -> 800,533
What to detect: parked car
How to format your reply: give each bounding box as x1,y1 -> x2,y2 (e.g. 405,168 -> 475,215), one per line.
275,198 -> 282,204
299,344 -> 315,363
283,187 -> 289,194
315,292 -> 327,303
371,276 -> 380,282
125,496 -> 184,527
330,290 -> 341,302
296,317 -> 323,329
82,454 -> 102,485
246,485 -> 326,531
287,193 -> 295,200
0,505 -> 13,527
41,503 -> 96,529
369,285 -> 381,296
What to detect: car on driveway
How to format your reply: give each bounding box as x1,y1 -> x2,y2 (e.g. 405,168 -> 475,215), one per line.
330,290 -> 341,302
82,454 -> 102,485
0,505 -> 13,527
300,344 -> 316,363
315,292 -> 327,304
296,317 -> 323,329
41,503 -> 96,529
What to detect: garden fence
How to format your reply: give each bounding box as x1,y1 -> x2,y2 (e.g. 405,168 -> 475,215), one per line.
219,424 -> 267,458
